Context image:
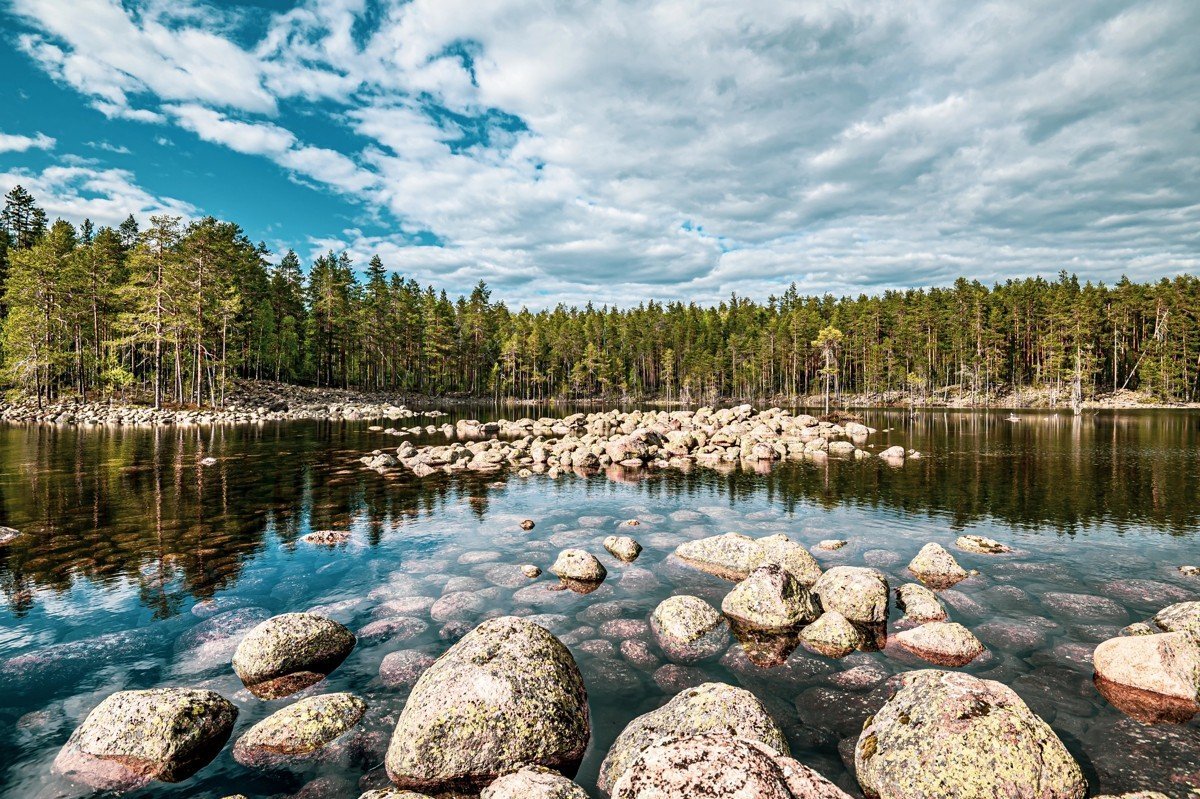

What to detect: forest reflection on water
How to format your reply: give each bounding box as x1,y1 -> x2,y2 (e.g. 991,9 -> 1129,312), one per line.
2,407 -> 1200,797
0,406 -> 1197,617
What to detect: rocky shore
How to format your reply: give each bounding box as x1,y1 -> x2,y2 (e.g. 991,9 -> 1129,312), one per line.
24,515 -> 1197,798
359,405 -> 921,478
0,381 -> 447,426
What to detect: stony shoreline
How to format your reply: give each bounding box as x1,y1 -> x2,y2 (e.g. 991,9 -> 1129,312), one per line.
0,381 -> 1194,428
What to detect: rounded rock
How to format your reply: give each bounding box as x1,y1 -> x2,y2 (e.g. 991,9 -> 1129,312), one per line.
855,670 -> 1086,799
722,564 -> 819,630
384,616 -> 590,792
907,543 -> 969,588
650,595 -> 730,664
597,681 -> 789,793
603,535 -> 643,562
232,613 -> 356,699
550,549 -> 608,583
480,766 -> 589,799
232,692 -> 367,769
813,566 -> 889,624
53,688 -> 237,791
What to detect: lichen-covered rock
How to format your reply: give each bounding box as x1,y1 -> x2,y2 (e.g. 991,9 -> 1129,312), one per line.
1093,631 -> 1200,722
597,681 -> 789,793
757,534 -> 823,586
480,766 -> 589,798
893,622 -> 985,667
907,543 -> 969,588
53,688 -> 237,791
675,532 -> 765,580
232,613 -> 356,698
0,526 -> 21,546
812,567 -> 889,624
604,535 -> 643,562
1091,793 -> 1171,799
799,611 -> 863,658
817,539 -> 847,550
358,790 -> 434,799
954,534 -> 1012,554
385,616 -> 589,792
610,733 -> 852,798
522,564 -> 542,578
233,692 -> 367,769
895,584 -> 947,623
550,549 -> 608,582
1151,601 -> 1200,635
855,670 -> 1086,799
722,564 -> 819,630
650,595 -> 730,663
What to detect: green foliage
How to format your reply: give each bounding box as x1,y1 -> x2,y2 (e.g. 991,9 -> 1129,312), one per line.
1,186 -> 1200,405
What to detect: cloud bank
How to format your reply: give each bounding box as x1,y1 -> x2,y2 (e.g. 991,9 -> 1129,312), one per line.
9,0 -> 1200,306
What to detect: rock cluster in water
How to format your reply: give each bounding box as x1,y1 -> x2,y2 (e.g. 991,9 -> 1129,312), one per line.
361,406 -> 920,478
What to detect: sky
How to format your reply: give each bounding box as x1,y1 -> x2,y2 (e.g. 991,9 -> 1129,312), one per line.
1,0 -> 1198,308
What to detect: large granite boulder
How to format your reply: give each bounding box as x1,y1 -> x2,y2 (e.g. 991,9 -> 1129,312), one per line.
650,595 -> 730,663
233,692 -> 367,769
1151,601 -> 1200,635
610,733 -> 852,798
855,670 -> 1086,799
757,534 -> 823,586
812,567 -> 889,624
721,564 -> 820,630
604,536 -> 643,562
385,617 -> 589,792
799,611 -> 863,658
597,681 -> 789,793
232,612 -> 356,698
53,688 -> 237,791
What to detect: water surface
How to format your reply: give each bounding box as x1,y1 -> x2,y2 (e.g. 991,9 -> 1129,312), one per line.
1,408 -> 1198,797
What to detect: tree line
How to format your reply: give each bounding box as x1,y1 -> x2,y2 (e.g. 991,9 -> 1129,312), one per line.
2,184 -> 1199,407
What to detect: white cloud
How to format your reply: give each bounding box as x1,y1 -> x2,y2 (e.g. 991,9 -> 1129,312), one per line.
0,164 -> 196,227
11,0 -> 1200,306
0,131 -> 56,154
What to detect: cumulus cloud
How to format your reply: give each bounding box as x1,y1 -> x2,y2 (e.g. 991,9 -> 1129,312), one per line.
0,164 -> 196,227
0,131 -> 56,154
11,0 -> 1200,306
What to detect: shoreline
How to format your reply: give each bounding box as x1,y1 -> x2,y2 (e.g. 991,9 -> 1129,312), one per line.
0,381 -> 1195,427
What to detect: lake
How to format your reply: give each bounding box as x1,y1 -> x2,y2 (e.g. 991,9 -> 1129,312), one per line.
1,408 -> 1198,797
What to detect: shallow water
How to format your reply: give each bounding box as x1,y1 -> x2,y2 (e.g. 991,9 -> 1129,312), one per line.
1,408 -> 1198,797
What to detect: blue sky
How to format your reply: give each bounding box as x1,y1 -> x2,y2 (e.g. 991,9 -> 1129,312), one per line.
2,1 -> 1198,307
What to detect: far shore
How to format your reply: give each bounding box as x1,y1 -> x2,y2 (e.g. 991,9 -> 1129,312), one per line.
0,380 -> 1196,427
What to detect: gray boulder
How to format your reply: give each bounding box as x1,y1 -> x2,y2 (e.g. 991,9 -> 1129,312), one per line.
799,611 -> 863,658
650,595 -> 730,663
892,622 -> 985,667
550,549 -> 608,583
895,584 -> 947,623
385,617 -> 589,792
721,564 -> 819,630
233,692 -> 367,769
53,688 -> 237,791
812,567 -> 889,624
1093,631 -> 1200,722
604,535 -> 643,562
597,681 -> 789,793
675,533 -> 765,580
610,733 -> 852,798
855,670 -> 1086,799
907,543 -> 969,588
481,766 -> 589,798
232,613 -> 356,698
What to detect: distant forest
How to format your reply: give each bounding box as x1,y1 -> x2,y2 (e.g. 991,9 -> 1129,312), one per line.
2,184 -> 1199,407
